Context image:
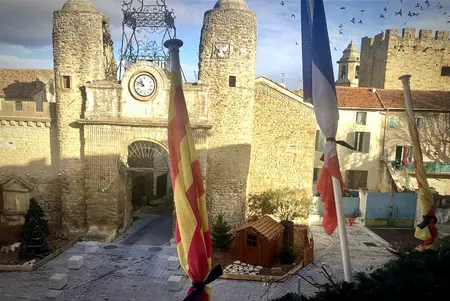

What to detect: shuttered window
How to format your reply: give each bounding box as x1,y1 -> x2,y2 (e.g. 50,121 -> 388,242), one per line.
354,132 -> 371,153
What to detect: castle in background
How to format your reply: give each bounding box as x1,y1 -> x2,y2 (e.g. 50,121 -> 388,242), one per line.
0,0 -> 316,241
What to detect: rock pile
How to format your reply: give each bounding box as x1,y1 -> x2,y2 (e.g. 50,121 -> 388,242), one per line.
223,261 -> 263,275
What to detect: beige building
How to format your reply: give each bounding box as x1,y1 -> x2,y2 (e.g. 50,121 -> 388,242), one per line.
0,0 -> 316,241
336,41 -> 360,88
314,34 -> 450,195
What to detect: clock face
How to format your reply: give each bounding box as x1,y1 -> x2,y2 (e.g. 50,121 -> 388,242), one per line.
134,74 -> 156,97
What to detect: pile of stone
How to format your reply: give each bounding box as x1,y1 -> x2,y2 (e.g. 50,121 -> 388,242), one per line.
0,242 -> 20,253
223,261 -> 263,275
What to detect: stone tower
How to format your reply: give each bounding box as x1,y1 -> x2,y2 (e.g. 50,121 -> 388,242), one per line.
198,0 -> 257,227
53,0 -> 111,234
359,28 -> 450,90
336,41 -> 360,87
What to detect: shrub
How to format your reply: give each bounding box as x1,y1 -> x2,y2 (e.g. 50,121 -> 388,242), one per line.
271,246 -> 450,301
19,198 -> 51,259
211,213 -> 233,250
279,242 -> 296,265
248,188 -> 313,221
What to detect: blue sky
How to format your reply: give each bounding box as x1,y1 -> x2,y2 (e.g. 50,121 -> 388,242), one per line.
0,0 -> 449,89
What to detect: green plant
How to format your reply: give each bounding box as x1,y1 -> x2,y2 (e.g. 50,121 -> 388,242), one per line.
279,242 -> 296,265
19,198 -> 51,259
211,213 -> 233,250
248,188 -> 314,221
271,246 -> 450,301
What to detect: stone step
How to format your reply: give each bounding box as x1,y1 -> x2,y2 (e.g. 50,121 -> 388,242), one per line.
68,255 -> 84,270
167,256 -> 180,271
49,274 -> 67,290
167,275 -> 183,292
44,290 -> 64,301
85,242 -> 99,254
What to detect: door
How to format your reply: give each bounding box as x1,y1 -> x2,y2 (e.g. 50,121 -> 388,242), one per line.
244,233 -> 261,265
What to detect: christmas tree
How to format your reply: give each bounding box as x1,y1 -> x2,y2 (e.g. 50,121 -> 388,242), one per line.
19,198 -> 51,259
211,213 -> 233,250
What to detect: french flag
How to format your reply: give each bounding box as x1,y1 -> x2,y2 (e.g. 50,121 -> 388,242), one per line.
301,0 -> 344,235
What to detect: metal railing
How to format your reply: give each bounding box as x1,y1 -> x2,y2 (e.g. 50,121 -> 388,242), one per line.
391,161 -> 450,174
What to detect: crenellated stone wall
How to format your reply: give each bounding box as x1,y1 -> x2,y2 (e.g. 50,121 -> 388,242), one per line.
360,28 -> 450,90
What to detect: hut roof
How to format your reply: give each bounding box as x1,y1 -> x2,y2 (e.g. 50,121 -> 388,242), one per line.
238,216 -> 284,241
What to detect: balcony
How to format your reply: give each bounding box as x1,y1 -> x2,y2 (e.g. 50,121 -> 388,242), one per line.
391,161 -> 450,174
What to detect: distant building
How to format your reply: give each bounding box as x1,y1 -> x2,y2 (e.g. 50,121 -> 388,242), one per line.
336,41 -> 360,88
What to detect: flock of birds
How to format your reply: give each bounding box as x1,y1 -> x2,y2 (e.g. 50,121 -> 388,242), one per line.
280,0 -> 449,51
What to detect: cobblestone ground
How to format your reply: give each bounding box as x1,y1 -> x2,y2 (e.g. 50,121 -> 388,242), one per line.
0,222 -> 396,301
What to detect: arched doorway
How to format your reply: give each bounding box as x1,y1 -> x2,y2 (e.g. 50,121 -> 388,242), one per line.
120,140 -> 173,245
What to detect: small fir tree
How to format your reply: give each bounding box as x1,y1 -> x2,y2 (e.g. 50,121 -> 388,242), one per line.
19,198 -> 51,259
211,213 -> 233,250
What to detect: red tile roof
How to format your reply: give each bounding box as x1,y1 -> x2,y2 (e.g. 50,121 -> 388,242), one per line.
336,87 -> 384,109
376,89 -> 450,111
0,69 -> 54,99
335,87 -> 450,111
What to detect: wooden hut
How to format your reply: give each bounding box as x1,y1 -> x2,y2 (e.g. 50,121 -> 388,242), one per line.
235,216 -> 284,267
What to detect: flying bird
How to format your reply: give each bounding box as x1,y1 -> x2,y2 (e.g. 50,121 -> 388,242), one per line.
380,14 -> 386,19
448,20 -> 450,23
395,9 -> 403,17
415,3 -> 421,8
280,1 -> 284,6
444,12 -> 448,15
339,29 -> 344,35
384,6 -> 388,12
425,0 -> 430,7
351,17 -> 355,24
361,10 -> 365,14
412,12 -> 420,17
437,2 -> 444,9
291,14 -> 295,18
295,41 -> 299,46
359,20 -> 363,24
386,1 -> 391,5
408,10 -> 413,17
340,7 -> 346,10
403,22 -> 408,25
334,47 -> 337,51
420,6 -> 424,11
339,23 -> 344,28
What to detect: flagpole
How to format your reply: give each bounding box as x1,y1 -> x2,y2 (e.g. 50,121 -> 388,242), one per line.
332,177 -> 353,283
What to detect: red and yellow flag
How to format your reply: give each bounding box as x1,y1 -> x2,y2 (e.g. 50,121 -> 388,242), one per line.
399,75 -> 439,251
166,39 -> 220,301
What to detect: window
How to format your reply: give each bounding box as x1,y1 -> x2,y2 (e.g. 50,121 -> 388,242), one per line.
15,100 -> 22,111
313,168 -> 321,183
415,117 -> 426,129
341,65 -> 347,79
389,116 -> 399,128
229,76 -> 236,87
356,112 -> 367,125
346,170 -> 368,190
315,130 -> 326,152
247,234 -> 257,247
441,66 -> 450,76
394,146 -> 413,169
62,76 -> 71,89
354,132 -> 371,153
355,65 -> 360,79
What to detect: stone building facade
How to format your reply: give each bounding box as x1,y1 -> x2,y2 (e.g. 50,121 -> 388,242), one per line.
0,0 -> 316,241
359,28 -> 450,91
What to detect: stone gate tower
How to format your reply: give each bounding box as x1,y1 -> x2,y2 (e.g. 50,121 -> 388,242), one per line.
336,41 -> 360,87
53,0 -> 112,234
198,0 -> 257,227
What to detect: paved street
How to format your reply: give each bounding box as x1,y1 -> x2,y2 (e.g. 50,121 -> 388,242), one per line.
0,223 -> 396,301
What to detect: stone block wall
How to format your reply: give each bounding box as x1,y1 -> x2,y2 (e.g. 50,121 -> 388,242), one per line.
198,6 -> 257,227
250,79 -> 316,196
0,101 -> 60,229
360,28 -> 450,90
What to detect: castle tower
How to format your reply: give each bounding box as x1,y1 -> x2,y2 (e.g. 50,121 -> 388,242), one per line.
198,0 -> 257,226
336,41 -> 360,87
53,0 -> 108,234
